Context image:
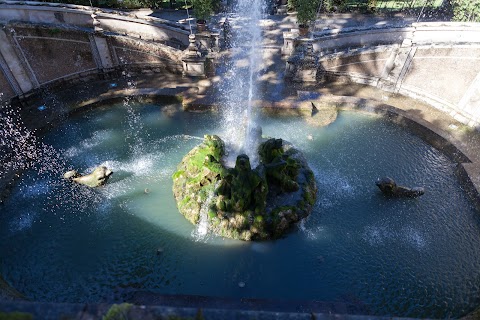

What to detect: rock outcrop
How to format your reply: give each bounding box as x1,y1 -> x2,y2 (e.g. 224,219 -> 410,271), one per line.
172,135 -> 317,241
376,177 -> 424,198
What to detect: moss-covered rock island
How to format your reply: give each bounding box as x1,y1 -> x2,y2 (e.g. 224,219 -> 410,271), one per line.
172,135 -> 317,241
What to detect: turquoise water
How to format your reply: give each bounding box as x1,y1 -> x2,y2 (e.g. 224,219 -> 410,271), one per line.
1,102 -> 480,318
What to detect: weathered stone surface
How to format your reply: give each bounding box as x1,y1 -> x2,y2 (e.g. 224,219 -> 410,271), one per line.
376,177 -> 424,198
172,135 -> 317,241
64,166 -> 113,188
301,101 -> 338,127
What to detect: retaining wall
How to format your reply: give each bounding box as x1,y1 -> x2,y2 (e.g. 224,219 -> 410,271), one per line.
0,1 -> 187,103
284,22 -> 480,128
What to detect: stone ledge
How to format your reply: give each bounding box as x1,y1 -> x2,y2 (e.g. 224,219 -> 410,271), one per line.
0,299 -> 419,320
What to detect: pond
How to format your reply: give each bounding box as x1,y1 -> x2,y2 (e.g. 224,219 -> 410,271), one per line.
1,101 -> 479,318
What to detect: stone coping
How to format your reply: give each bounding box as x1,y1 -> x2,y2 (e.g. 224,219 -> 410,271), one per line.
0,0 -> 190,32
0,299 -> 421,320
308,21 -> 480,39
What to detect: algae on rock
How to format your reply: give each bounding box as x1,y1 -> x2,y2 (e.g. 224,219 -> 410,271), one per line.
172,135 -> 317,241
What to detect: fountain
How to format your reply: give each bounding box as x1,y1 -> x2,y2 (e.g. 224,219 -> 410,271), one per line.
172,135 -> 317,240
170,0 -> 319,241
1,0 -> 480,318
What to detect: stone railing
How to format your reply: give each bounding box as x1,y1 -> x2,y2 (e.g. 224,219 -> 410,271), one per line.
283,22 -> 480,128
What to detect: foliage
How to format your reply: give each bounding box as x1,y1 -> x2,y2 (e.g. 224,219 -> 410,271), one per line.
322,0 -> 347,12
102,303 -> 133,320
293,0 -> 320,26
450,0 -> 480,22
190,0 -> 214,21
287,0 -> 296,11
40,0 -> 188,9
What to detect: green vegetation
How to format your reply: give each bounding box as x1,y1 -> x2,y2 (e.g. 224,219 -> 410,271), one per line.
0,313 -> 33,320
343,0 -> 443,12
47,27 -> 62,35
290,0 -> 321,26
38,0 -> 190,10
451,0 -> 480,22
172,136 -> 317,241
103,303 -> 133,320
190,0 -> 214,21
289,0 -> 445,14
38,0 -> 476,22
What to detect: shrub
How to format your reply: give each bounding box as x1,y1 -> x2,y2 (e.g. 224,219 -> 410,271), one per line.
451,0 -> 480,22
295,0 -> 320,26
190,0 -> 214,21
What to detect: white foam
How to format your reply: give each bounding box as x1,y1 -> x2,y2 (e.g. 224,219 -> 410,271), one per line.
64,130 -> 114,158
191,189 -> 216,242
99,152 -> 163,177
299,218 -> 325,240
403,226 -> 427,250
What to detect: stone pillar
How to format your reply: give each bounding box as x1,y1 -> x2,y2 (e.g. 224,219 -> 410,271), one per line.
196,31 -> 220,54
0,29 -> 37,95
273,0 -> 288,14
182,34 -> 206,77
377,31 -> 416,93
458,71 -> 480,127
282,31 -> 298,55
89,34 -> 115,70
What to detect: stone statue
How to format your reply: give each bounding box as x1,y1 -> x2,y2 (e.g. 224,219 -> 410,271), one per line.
64,166 -> 113,188
376,177 -> 424,198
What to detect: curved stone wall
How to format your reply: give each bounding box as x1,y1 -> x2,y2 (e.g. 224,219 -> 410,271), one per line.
285,22 -> 480,128
0,1 -> 187,102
